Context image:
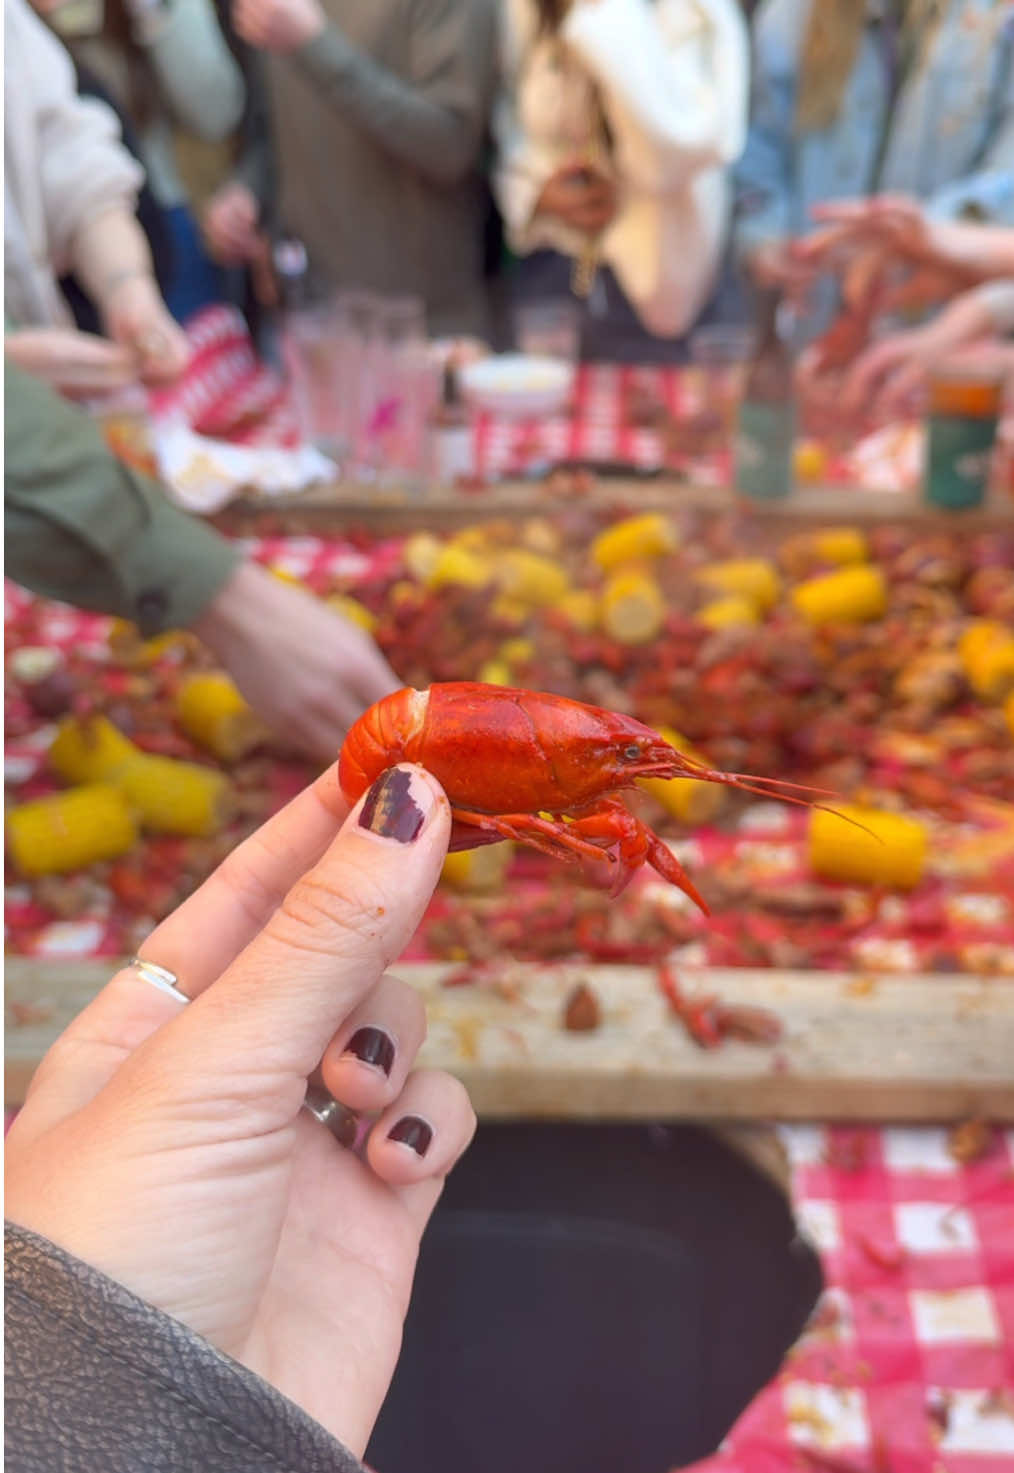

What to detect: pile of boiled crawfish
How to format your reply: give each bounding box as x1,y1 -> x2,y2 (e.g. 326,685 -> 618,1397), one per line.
6,508 -> 1014,994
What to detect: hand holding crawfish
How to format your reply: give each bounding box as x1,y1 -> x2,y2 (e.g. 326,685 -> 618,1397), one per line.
340,683 -> 826,914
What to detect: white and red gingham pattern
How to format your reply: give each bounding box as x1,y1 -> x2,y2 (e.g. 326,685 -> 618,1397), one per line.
471,363 -> 727,482
687,1125 -> 1014,1473
148,306 -> 299,447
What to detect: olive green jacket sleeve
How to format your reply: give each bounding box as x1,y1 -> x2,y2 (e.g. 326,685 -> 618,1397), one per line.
4,364 -> 241,636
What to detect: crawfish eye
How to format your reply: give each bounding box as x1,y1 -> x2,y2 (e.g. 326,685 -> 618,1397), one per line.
622,744 -> 642,761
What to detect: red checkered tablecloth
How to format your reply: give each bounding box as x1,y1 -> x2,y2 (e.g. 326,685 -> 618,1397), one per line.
472,363 -> 728,482
688,1123 -> 1014,1473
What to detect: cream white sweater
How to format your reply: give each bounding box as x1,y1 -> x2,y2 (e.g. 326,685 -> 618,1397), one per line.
4,0 -> 143,328
493,0 -> 750,337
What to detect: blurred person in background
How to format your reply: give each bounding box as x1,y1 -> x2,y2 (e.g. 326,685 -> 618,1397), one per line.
29,0 -> 247,323
735,0 -> 1013,297
493,0 -> 750,361
5,0 -> 190,397
5,363 -> 399,758
201,0 -> 498,336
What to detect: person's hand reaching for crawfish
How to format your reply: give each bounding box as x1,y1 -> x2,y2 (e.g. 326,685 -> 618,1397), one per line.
5,761 -> 475,1458
791,195 -> 995,315
191,561 -> 401,762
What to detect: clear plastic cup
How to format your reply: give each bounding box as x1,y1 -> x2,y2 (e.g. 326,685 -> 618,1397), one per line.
688,324 -> 752,429
279,301 -> 345,460
515,299 -> 581,363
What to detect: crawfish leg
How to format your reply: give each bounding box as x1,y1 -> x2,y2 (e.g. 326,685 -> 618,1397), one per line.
566,801 -> 710,913
448,807 -> 615,870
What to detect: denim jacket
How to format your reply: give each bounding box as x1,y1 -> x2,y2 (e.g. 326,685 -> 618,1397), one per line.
735,0 -> 1014,256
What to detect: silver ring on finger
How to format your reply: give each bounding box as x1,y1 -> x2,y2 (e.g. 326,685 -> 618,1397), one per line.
302,1086 -> 358,1148
129,956 -> 191,1004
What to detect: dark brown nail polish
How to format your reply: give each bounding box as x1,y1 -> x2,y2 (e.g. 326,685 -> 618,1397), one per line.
344,1027 -> 395,1075
388,1115 -> 432,1156
359,767 -> 425,843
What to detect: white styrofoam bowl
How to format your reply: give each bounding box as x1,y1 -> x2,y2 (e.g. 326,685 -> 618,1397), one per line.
459,354 -> 575,418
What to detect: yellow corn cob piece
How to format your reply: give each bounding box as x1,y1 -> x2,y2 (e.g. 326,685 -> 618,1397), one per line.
695,558 -> 781,614
600,568 -> 665,644
809,804 -> 926,890
426,544 -> 495,592
792,439 -> 829,483
402,532 -> 443,582
960,619 -> 1005,667
959,620 -> 1014,700
176,672 -> 266,762
49,716 -> 138,785
441,843 -> 514,893
489,594 -> 530,626
477,659 -> 512,687
592,513 -> 678,571
520,517 -> 561,556
499,637 -> 535,665
327,594 -> 377,633
792,565 -> 887,625
813,528 -> 868,565
447,525 -> 493,554
557,589 -> 599,631
117,754 -> 234,837
638,726 -> 727,825
494,549 -> 569,607
696,595 -> 759,630
7,784 -> 137,876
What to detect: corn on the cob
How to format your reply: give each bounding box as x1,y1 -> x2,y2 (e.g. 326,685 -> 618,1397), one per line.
695,558 -> 781,614
477,659 -> 512,687
792,565 -> 887,625
592,513 -> 677,571
557,590 -> 599,631
600,568 -> 665,644
176,673 -> 266,762
441,843 -> 514,893
425,544 -> 495,592
118,754 -> 234,836
959,620 -> 1014,700
402,532 -> 443,582
49,716 -> 137,785
494,549 -> 569,607
809,804 -> 926,889
813,528 -> 868,566
638,727 -> 727,824
7,785 -> 137,876
696,595 -> 759,630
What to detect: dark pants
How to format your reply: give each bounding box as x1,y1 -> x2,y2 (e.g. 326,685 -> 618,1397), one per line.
368,1122 -> 821,1473
508,250 -> 750,364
